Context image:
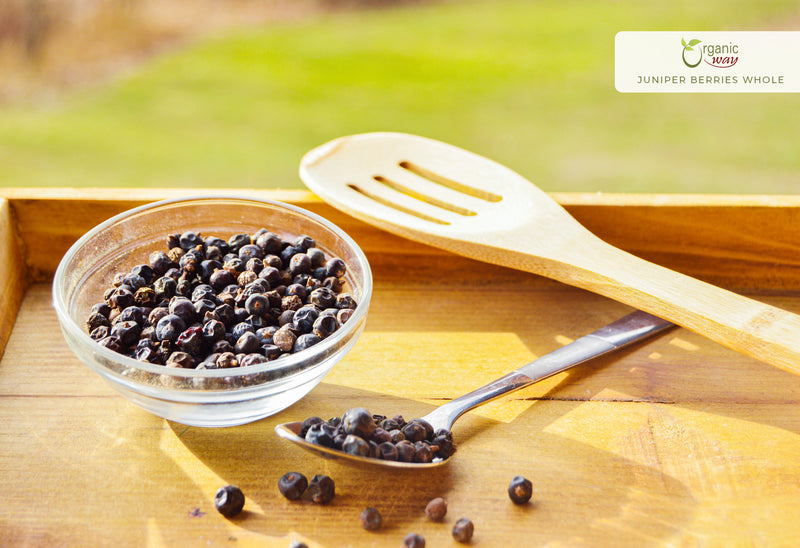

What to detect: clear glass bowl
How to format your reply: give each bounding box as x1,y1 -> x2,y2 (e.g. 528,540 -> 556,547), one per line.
52,196 -> 372,427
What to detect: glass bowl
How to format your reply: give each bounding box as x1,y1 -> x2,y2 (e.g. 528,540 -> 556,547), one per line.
52,195 -> 372,427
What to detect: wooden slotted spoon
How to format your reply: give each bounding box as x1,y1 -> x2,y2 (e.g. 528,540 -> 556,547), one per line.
300,132 -> 800,376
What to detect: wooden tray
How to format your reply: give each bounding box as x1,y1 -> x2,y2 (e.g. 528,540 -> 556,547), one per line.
3,188 -> 800,547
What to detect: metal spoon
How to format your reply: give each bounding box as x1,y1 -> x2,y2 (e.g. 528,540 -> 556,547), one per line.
299,132 -> 800,376
275,310 -> 674,469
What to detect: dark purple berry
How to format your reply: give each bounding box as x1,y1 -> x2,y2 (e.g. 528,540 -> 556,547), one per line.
155,314 -> 186,342
336,293 -> 357,309
215,351 -> 238,369
342,434 -> 370,457
227,233 -> 251,253
209,269 -> 234,291
337,308 -> 354,325
223,256 -> 244,276
306,247 -> 325,267
191,284 -> 216,303
294,333 -> 321,352
230,321 -> 254,339
168,296 -> 196,323
234,331 -> 261,354
110,320 -> 140,347
306,474 -> 335,504
291,305 -> 318,333
240,353 -> 266,367
201,319 -> 225,343
309,287 -> 336,309
98,335 -> 122,352
377,442 -> 398,461
413,442 -> 433,463
304,422 -> 335,447
342,407 -> 376,439
359,507 -> 382,531
402,533 -> 425,548
452,518 -> 474,543
255,231 -> 282,254
238,244 -> 263,262
508,475 -> 533,504
325,257 -> 346,278
262,344 -> 281,360
293,234 -> 315,251
312,314 -> 337,339
401,421 -> 428,443
135,346 -> 159,363
107,287 -> 134,309
90,326 -> 110,340
86,312 -> 110,332
289,253 -> 312,276
179,231 -> 203,251
258,265 -> 282,287
244,293 -> 269,317
153,275 -> 177,300
425,497 -> 447,521
177,326 -> 204,356
280,245 -> 301,267
300,416 -> 323,437
214,485 -> 245,517
149,251 -> 173,275
278,472 -> 308,500
370,427 -> 392,444
148,306 -> 169,327
273,325 -> 297,352
395,440 -> 416,462
244,257 -> 263,274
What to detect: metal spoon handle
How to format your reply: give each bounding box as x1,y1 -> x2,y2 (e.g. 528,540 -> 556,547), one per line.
421,310 -> 674,431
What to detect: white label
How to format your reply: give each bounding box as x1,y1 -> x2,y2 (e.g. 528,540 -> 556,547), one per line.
615,31 -> 800,93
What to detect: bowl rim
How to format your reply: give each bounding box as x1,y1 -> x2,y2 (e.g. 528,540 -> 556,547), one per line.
52,193 -> 373,384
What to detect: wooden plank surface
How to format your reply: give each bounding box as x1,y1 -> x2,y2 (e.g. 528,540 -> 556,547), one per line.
4,188 -> 800,290
0,198 -> 27,361
2,191 -> 800,547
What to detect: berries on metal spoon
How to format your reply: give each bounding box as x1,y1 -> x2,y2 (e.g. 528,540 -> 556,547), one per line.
214,485 -> 245,517
297,408 -> 455,464
508,475 -> 533,504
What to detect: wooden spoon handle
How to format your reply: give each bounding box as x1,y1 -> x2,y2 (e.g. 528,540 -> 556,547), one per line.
511,236 -> 800,376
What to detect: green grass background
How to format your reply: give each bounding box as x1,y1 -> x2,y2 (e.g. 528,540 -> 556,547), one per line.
1,0 -> 798,193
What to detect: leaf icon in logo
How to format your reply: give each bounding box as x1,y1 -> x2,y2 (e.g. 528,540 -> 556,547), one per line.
681,37 -> 702,67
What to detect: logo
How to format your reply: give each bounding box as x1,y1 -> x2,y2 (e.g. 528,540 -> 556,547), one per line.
682,37 -> 739,68
681,38 -> 702,67
616,31 -> 800,93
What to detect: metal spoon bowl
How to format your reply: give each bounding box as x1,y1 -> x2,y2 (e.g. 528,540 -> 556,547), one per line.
275,310 -> 673,469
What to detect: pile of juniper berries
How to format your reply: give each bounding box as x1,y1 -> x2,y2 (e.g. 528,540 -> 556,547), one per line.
85,229 -> 357,371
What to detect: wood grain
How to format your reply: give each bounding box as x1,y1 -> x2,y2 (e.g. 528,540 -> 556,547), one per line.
0,198 -> 27,361
5,187 -> 800,290
2,190 -> 800,547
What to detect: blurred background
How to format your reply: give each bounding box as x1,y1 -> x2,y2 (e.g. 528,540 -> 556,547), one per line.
0,0 -> 797,193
